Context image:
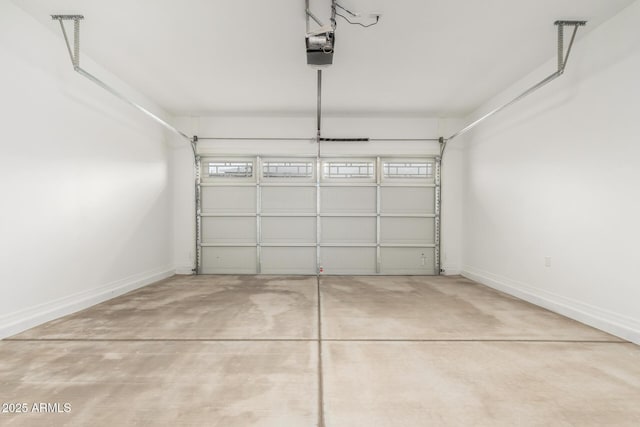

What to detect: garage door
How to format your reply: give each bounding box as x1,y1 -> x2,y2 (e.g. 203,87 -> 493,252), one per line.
198,156 -> 439,275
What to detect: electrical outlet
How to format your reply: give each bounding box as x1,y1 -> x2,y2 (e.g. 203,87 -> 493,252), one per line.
545,257 -> 552,267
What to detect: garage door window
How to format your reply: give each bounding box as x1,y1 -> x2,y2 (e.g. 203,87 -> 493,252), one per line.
207,161 -> 253,178
202,159 -> 256,183
322,160 -> 375,181
382,159 -> 435,183
263,161 -> 314,180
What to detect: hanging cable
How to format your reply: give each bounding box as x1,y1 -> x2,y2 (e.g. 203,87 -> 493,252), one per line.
335,3 -> 357,16
334,2 -> 380,28
335,12 -> 379,28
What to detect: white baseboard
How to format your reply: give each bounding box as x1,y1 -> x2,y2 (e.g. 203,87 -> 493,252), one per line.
175,266 -> 195,275
442,265 -> 461,276
443,270 -> 462,276
462,265 -> 640,345
0,267 -> 175,340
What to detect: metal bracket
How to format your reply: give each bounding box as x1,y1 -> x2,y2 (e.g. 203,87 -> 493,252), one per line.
555,20 -> 586,72
50,14 -> 84,20
554,20 -> 587,26
438,136 -> 446,158
319,138 -> 369,142
51,15 -> 83,69
443,19 -> 587,150
194,154 -> 202,275
306,9 -> 326,28
306,0 -> 330,32
51,14 -> 194,145
434,157 -> 442,275
192,136 -> 200,275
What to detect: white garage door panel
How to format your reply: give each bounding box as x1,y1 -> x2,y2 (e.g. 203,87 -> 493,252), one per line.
261,217 -> 316,243
201,247 -> 257,274
261,187 -> 316,213
380,187 -> 435,214
198,156 -> 439,275
261,247 -> 316,274
201,186 -> 256,214
321,187 -> 376,213
322,247 -> 377,275
202,217 -> 256,244
380,247 -> 436,275
321,217 -> 376,243
380,217 -> 435,244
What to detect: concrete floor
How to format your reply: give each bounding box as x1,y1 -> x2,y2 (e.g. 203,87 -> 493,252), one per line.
1,275 -> 639,426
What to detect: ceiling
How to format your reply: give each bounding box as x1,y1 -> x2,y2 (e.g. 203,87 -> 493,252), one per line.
13,0 -> 635,117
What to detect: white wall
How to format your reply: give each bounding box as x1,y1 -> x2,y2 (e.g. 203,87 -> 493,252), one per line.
460,1 -> 640,343
171,114 -> 464,275
0,2 -> 175,338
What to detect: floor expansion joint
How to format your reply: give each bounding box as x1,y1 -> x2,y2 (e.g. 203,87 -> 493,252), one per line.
317,275 -> 325,427
2,339 -> 627,343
